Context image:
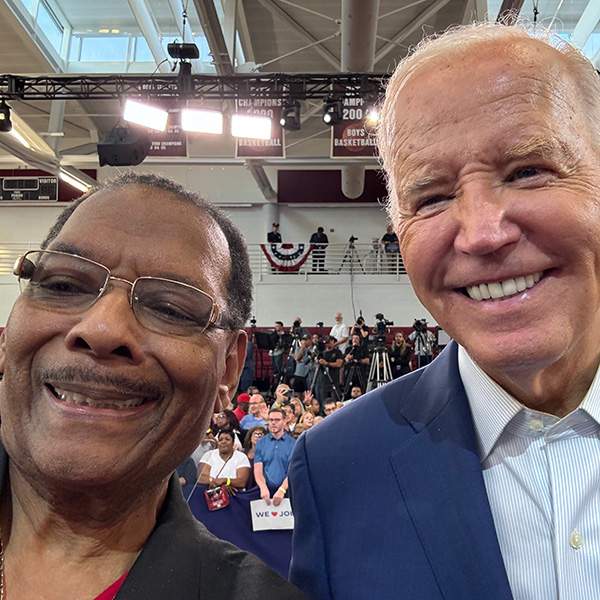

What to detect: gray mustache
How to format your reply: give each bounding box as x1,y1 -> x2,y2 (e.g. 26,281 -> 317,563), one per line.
38,366 -> 165,401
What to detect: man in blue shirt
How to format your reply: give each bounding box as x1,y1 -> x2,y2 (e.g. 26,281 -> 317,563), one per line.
254,407 -> 295,506
240,393 -> 268,430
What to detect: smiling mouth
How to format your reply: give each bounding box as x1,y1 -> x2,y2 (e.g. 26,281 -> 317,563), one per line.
46,383 -> 152,410
460,270 -> 545,301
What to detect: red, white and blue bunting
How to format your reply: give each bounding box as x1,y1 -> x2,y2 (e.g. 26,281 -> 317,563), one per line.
260,243 -> 314,272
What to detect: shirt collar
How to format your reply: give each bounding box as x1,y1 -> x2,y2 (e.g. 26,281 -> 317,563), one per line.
458,345 -> 600,462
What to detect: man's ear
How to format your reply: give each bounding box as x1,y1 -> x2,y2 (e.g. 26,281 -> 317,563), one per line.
216,330 -> 248,411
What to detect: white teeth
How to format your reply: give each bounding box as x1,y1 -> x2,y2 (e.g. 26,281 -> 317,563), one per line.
465,271 -> 544,302
54,387 -> 144,409
515,276 -> 527,292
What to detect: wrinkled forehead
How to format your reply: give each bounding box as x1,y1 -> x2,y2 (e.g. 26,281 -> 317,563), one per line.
54,185 -> 230,296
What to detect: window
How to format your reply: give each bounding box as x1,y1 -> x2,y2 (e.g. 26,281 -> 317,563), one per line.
80,36 -> 129,62
134,36 -> 153,62
68,36 -> 81,62
19,0 -> 37,16
37,0 -> 64,53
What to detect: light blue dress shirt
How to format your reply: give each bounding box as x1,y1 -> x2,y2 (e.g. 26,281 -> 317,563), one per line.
459,346 -> 600,600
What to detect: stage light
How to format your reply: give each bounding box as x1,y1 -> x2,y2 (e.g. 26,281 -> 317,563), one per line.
181,108 -> 223,134
0,100 -> 12,133
279,101 -> 301,131
322,98 -> 343,126
59,169 -> 91,193
231,113 -> 272,140
123,99 -> 168,132
365,105 -> 380,127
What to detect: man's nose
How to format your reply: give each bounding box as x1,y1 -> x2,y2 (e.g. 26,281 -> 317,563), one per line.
453,184 -> 522,256
64,288 -> 144,364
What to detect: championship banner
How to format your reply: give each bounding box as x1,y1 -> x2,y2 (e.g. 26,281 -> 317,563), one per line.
235,98 -> 285,158
331,97 -> 378,159
250,499 -> 295,531
260,243 -> 313,272
148,111 -> 187,157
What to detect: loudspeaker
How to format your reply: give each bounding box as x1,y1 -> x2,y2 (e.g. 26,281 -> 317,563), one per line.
97,127 -> 151,167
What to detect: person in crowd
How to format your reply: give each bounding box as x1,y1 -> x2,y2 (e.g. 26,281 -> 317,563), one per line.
313,336 -> 343,407
247,385 -> 260,396
291,316 -> 308,340
198,430 -> 251,491
330,312 -> 350,353
281,403 -> 298,434
233,392 -> 250,423
273,383 -> 292,406
323,399 -> 338,417
389,331 -> 413,378
298,411 -> 315,431
290,396 -> 305,419
267,222 -> 282,243
312,416 -> 324,426
0,172 -> 303,598
350,315 -> 370,348
347,385 -> 363,402
408,319 -> 437,368
343,333 -> 370,394
381,223 -> 400,273
290,22 -> 600,600
210,409 -> 243,449
309,226 -> 329,272
254,408 -> 296,506
240,393 -> 268,430
293,334 -> 316,393
242,426 -> 267,489
308,395 -> 322,417
270,321 -> 288,382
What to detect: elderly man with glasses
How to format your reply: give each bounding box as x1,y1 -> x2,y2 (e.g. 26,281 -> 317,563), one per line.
0,173 -> 304,599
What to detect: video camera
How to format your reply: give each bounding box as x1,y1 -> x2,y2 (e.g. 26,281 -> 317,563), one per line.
348,235 -> 358,245
373,313 -> 394,346
413,318 -> 428,333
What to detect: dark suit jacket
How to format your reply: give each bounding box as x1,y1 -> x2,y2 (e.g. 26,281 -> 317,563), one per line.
288,342 -> 513,600
0,447 -> 305,599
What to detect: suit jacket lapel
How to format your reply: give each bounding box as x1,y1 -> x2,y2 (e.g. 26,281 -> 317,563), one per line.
388,343 -> 513,600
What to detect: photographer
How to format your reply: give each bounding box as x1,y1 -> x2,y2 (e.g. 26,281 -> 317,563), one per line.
408,319 -> 437,368
343,334 -> 370,393
350,316 -> 370,348
313,335 -> 343,406
270,321 -> 287,381
389,332 -> 412,378
293,334 -> 316,393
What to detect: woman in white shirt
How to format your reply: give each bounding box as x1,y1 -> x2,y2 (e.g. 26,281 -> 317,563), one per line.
198,430 -> 251,490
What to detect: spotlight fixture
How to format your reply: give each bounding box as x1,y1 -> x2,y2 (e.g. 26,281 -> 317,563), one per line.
0,100 -> 12,133
322,98 -> 343,126
231,114 -> 272,140
181,108 -> 223,134
97,125 -> 151,166
123,99 -> 168,132
279,101 -> 301,131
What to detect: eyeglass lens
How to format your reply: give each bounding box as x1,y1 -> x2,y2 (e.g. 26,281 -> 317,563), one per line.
17,251 -> 216,336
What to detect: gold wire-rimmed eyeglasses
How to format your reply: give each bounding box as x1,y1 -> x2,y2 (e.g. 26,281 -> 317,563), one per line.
13,249 -> 230,337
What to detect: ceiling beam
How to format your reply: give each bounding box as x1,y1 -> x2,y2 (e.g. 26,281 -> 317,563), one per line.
236,0 -> 256,63
127,0 -> 172,73
374,0 -> 452,65
570,0 -> 600,50
192,0 -> 234,75
255,0 -> 340,70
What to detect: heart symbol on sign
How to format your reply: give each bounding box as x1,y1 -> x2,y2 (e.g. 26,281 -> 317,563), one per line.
271,512 -> 278,517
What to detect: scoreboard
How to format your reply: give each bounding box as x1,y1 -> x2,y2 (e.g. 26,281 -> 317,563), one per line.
0,176 -> 58,201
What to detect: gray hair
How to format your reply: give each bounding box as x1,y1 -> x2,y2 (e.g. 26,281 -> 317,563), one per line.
376,22 -> 600,226
42,172 -> 253,329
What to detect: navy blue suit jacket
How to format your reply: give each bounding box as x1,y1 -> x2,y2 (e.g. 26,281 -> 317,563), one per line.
288,342 -> 514,600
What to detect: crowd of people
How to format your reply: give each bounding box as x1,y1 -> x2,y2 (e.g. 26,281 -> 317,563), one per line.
266,312 -> 435,402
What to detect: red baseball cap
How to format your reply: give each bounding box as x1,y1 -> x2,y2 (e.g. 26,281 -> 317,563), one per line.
237,393 -> 250,404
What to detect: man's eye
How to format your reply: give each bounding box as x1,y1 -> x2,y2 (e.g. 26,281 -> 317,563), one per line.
35,277 -> 91,295
416,194 -> 454,215
144,301 -> 197,323
507,166 -> 545,182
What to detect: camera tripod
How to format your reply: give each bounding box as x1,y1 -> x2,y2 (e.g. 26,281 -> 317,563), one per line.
412,330 -> 433,369
338,240 -> 365,274
366,345 -> 393,392
343,362 -> 366,398
310,363 -> 342,403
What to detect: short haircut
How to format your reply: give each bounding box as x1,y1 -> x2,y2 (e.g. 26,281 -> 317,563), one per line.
377,22 -> 600,227
40,172 -> 252,329
269,407 -> 284,417
275,321 -> 284,326
217,430 -> 235,441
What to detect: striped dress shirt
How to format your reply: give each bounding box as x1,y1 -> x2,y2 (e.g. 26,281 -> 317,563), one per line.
458,346 -> 600,600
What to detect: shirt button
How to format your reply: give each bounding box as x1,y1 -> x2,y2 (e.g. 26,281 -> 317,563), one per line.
569,530 -> 584,550
528,418 -> 544,432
